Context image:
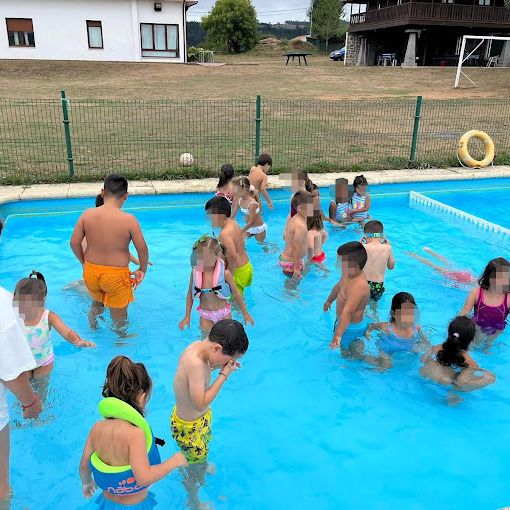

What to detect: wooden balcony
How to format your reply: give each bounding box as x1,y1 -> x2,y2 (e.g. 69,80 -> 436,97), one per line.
349,2 -> 510,31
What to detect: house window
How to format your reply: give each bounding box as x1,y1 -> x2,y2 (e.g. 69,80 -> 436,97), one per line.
6,18 -> 35,47
478,0 -> 490,5
87,20 -> 103,49
140,23 -> 179,57
441,0 -> 454,3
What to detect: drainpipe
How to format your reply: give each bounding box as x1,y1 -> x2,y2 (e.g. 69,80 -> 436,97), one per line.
183,1 -> 187,62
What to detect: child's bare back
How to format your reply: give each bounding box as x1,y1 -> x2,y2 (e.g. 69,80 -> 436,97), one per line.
335,275 -> 370,324
363,242 -> 394,282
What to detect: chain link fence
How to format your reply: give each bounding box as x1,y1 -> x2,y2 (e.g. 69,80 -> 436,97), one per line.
0,94 -> 509,184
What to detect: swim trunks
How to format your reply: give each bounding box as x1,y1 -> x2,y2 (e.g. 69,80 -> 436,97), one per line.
83,261 -> 134,308
171,407 -> 212,464
443,271 -> 474,284
311,251 -> 326,264
279,254 -> 304,277
233,261 -> 253,295
333,317 -> 368,349
367,281 -> 385,302
94,492 -> 157,510
197,303 -> 232,324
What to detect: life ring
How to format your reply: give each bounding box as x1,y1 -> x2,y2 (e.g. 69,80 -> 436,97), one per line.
458,130 -> 494,168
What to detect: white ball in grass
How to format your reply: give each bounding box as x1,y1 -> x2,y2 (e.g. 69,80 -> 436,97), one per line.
179,153 -> 194,166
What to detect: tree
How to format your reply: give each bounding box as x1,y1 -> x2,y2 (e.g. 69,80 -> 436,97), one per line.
309,0 -> 344,51
202,0 -> 259,53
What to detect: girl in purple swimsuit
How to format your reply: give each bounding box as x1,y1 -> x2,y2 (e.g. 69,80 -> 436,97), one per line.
460,257 -> 510,344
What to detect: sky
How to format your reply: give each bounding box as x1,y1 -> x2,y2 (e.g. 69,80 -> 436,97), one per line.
186,1 -> 313,23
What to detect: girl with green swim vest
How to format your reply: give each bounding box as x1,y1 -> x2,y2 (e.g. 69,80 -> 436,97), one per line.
79,356 -> 187,510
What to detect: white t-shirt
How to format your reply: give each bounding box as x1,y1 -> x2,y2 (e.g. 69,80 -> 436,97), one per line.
0,286 -> 36,430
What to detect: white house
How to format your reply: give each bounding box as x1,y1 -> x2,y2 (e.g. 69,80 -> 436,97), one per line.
0,0 -> 198,63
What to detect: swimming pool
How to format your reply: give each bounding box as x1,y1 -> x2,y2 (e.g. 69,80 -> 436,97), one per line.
1,178 -> 510,510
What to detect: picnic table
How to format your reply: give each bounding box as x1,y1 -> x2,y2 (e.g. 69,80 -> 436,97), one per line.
284,51 -> 311,66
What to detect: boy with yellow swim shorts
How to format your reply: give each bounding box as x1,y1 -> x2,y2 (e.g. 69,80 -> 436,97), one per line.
205,196 -> 253,295
70,174 -> 149,330
172,319 -> 249,508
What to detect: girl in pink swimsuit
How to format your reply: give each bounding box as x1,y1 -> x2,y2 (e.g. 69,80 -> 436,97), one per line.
179,235 -> 254,335
460,257 -> 510,342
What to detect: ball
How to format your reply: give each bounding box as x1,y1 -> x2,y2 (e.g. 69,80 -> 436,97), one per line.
179,153 -> 194,166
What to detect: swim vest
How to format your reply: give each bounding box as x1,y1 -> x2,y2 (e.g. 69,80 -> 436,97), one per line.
192,258 -> 231,300
89,397 -> 162,496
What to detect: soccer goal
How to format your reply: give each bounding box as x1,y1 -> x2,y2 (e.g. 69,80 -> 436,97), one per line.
454,35 -> 510,88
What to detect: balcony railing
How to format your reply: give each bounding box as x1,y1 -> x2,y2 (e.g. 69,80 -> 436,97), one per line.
350,2 -> 510,26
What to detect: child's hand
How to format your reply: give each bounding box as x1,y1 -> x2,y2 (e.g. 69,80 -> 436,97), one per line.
243,312 -> 255,326
330,336 -> 341,349
292,268 -> 302,280
222,359 -> 239,378
82,480 -> 98,499
172,452 -> 189,468
131,270 -> 145,289
323,300 -> 331,312
76,338 -> 96,348
179,316 -> 191,330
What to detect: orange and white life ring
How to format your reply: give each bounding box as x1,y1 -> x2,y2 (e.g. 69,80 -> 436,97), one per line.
458,130 -> 494,168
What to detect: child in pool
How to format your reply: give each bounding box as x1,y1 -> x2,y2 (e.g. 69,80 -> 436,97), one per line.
459,257 -> 510,344
324,242 -> 370,349
362,220 -> 395,305
348,292 -> 426,368
233,176 -> 267,242
307,206 -> 328,264
248,153 -> 274,210
79,356 -> 187,509
406,247 -> 476,285
179,235 -> 254,334
172,319 -> 249,509
347,175 -> 370,224
420,316 -> 496,390
215,164 -> 235,204
283,170 -> 314,240
329,177 -> 352,227
13,272 -> 94,395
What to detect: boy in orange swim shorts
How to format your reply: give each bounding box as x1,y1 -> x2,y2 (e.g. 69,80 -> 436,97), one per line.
70,174 -> 149,330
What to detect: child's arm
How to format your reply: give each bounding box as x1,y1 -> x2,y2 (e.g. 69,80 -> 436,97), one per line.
328,201 -> 337,222
129,427 -> 187,487
353,194 -> 371,214
283,213 -> 291,241
129,253 -> 153,266
241,202 -> 258,233
323,281 -> 341,311
260,174 -> 273,209
307,232 -> 314,260
129,216 -> 149,282
49,312 -> 95,348
330,282 -> 366,348
178,272 -> 194,330
459,288 -> 478,316
421,344 -> 440,363
462,352 -> 480,370
79,432 -> 98,498
225,271 -> 254,326
386,242 -> 396,270
70,214 -> 86,264
292,224 -> 305,278
364,322 -> 384,338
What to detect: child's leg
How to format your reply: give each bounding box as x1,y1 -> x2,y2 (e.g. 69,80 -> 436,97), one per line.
455,368 -> 496,391
423,247 -> 452,267
345,339 -> 392,368
199,316 -> 216,338
0,425 -> 10,501
88,300 -> 104,330
406,252 -> 445,272
181,463 -> 210,510
255,231 -> 267,243
31,369 -> 52,402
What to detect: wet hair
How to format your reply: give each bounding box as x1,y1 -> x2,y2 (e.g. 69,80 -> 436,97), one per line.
95,193 -> 104,207
478,257 -> 510,290
353,175 -> 368,190
232,176 -> 260,205
104,174 -> 128,198
364,220 -> 384,235
436,316 -> 475,368
205,196 -> 232,218
291,190 -> 314,211
389,292 -> 416,323
191,234 -> 227,268
209,319 -> 249,356
258,153 -> 272,167
337,241 -> 367,270
217,164 -> 235,189
102,356 -> 152,417
307,213 -> 324,231
14,271 -> 48,302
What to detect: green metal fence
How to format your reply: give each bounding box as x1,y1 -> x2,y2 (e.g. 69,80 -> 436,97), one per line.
0,93 -> 509,184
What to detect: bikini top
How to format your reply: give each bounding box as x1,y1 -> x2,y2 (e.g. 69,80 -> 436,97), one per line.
473,288 -> 509,331
192,258 -> 231,300
215,190 -> 233,204
239,198 -> 260,215
25,309 -> 53,364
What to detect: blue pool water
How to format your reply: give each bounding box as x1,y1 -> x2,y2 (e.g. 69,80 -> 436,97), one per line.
1,178 -> 510,510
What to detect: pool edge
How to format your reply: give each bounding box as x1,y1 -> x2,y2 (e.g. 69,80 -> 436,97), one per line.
1,166 -> 509,206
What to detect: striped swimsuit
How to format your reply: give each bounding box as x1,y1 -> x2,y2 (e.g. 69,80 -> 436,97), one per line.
351,192 -> 369,220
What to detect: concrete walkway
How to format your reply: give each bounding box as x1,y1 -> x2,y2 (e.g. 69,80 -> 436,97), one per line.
1,166 -> 509,206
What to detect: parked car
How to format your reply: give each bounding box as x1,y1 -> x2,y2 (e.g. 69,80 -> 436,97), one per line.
329,47 -> 345,61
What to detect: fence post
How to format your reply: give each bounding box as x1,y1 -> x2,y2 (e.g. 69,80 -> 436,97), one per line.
255,95 -> 261,164
409,95 -> 423,163
60,90 -> 75,177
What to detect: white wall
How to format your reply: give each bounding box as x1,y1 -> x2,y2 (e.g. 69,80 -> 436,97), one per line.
0,0 -> 187,62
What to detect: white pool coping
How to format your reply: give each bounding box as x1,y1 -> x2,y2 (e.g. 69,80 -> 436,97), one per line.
0,166 -> 509,206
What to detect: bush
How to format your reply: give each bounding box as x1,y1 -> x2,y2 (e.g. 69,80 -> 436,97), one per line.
187,46 -> 206,62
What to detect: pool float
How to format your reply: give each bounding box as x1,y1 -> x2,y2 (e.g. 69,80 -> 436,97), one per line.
458,130 -> 494,168
89,397 -> 161,495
